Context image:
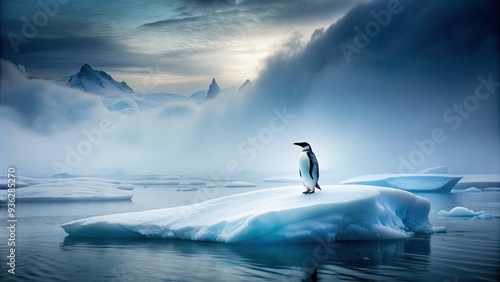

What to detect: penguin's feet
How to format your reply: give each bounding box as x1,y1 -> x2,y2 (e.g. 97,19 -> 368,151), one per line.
303,191 -> 314,194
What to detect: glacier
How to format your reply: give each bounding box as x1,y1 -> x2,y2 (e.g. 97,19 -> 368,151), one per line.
61,185 -> 441,243
340,174 -> 462,193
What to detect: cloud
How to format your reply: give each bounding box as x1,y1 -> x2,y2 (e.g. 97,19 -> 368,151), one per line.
1,0 -> 498,177
0,59 -> 109,133
1,0 -> 361,93
243,0 -> 499,175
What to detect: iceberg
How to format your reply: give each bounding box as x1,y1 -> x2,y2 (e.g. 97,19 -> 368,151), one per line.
224,181 -> 257,187
0,183 -> 133,203
22,179 -> 134,191
61,185 -> 441,243
437,206 -> 492,219
0,176 -> 29,189
340,174 -> 462,193
451,187 -> 481,193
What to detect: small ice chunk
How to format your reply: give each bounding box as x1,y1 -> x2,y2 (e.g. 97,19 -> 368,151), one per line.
437,206 -> 491,219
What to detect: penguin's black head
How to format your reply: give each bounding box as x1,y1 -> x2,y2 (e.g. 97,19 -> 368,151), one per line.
293,142 -> 310,148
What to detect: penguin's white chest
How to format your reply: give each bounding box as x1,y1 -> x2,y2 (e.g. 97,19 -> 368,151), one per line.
298,152 -> 315,188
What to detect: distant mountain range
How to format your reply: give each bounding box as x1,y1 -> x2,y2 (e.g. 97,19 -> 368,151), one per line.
56,64 -> 135,95
55,64 -> 250,113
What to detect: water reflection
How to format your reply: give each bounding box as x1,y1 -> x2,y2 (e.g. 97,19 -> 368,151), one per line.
61,235 -> 431,280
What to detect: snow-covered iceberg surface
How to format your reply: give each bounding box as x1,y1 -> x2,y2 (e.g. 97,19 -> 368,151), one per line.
437,206 -> 492,219
340,174 -> 462,193
62,185 -> 441,243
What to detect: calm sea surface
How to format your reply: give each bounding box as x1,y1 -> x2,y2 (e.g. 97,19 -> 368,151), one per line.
1,178 -> 499,282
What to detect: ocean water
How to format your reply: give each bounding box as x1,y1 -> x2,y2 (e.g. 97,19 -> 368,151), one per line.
1,179 -> 499,282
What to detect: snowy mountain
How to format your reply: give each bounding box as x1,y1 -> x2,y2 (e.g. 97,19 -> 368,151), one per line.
238,79 -> 252,91
206,78 -> 220,100
55,64 -> 198,114
56,64 -> 134,95
190,89 -> 209,102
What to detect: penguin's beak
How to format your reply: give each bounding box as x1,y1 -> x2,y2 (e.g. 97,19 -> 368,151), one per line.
293,142 -> 301,147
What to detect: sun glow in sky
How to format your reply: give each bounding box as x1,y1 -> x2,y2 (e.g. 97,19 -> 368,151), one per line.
1,0 -> 358,94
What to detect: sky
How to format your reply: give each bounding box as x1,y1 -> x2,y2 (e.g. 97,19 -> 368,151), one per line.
1,0 -> 362,94
1,0 -> 499,177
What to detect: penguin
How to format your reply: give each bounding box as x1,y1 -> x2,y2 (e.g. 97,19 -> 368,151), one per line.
293,142 -> 321,194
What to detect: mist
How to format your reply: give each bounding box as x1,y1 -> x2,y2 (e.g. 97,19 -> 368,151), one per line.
0,0 -> 498,178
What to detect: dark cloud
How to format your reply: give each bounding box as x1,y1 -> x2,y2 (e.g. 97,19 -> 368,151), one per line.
244,0 -> 499,174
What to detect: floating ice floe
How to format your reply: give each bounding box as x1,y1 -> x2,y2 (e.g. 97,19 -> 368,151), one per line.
20,180 -> 134,191
437,206 -> 491,219
2,176 -> 135,190
0,183 -> 133,203
176,187 -> 199,192
126,178 -> 205,186
340,174 -> 462,193
0,178 -> 29,189
61,185 -> 444,243
451,187 -> 481,193
126,179 -> 180,185
224,181 -> 257,187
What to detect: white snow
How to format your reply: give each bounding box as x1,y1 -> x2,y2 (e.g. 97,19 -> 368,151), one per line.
418,166 -> 449,174
61,185 -> 441,243
0,183 -> 133,203
127,180 -> 180,185
340,174 -> 462,193
437,206 -> 491,219
224,181 -> 257,187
